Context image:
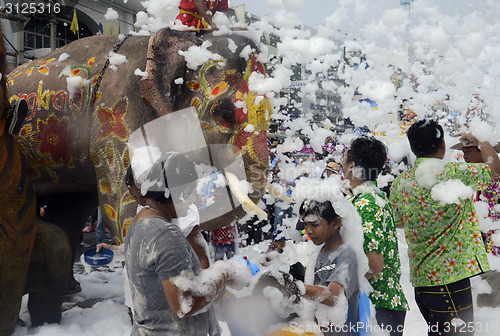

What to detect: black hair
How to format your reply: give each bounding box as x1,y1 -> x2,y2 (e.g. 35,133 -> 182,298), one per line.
345,135 -> 387,181
407,119 -> 444,158
132,153 -> 198,204
299,200 -> 339,224
124,165 -> 135,188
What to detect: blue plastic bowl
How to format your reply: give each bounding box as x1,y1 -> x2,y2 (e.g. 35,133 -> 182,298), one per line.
83,247 -> 114,266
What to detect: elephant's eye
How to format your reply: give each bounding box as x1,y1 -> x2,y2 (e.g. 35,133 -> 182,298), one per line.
211,99 -> 236,128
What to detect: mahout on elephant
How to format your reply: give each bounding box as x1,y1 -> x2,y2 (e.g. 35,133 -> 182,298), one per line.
0,27 -> 72,336
6,27 -> 272,302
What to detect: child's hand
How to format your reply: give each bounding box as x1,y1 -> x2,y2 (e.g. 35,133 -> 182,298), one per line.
96,243 -> 114,252
224,257 -> 253,290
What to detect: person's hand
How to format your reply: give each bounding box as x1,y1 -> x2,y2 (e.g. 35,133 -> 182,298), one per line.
454,132 -> 481,147
96,243 -> 114,252
223,257 -> 253,290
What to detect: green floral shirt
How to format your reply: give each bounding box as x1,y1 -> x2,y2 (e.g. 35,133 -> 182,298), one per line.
350,181 -> 409,311
389,158 -> 491,287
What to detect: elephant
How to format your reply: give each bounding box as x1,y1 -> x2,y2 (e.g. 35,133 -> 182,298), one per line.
0,28 -> 72,336
6,28 -> 272,292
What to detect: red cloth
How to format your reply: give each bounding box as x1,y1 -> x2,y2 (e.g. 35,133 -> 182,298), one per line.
176,0 -> 229,29
210,223 -> 237,244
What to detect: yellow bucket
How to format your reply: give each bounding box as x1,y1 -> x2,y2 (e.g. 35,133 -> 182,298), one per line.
268,327 -> 319,336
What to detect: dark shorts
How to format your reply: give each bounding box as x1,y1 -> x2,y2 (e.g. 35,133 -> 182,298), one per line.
375,307 -> 406,336
213,242 -> 235,261
414,278 -> 474,336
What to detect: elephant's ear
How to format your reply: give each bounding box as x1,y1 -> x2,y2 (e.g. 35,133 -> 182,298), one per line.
139,28 -> 201,116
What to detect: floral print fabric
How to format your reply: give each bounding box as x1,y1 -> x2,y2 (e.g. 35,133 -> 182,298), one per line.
389,158 -> 491,287
350,181 -> 409,311
480,178 -> 500,255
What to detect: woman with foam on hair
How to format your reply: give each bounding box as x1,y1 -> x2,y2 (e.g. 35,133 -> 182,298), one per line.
105,153 -> 250,336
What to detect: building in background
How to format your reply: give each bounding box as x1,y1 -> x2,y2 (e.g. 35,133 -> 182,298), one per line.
0,0 -> 149,70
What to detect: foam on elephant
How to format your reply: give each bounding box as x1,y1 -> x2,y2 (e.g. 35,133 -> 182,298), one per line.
7,27 -> 271,292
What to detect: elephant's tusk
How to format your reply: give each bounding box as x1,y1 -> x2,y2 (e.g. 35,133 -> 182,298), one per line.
225,172 -> 267,218
266,183 -> 296,204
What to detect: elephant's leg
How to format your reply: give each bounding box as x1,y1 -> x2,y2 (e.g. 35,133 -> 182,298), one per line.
24,220 -> 72,327
0,252 -> 31,336
0,135 -> 37,335
37,192 -> 98,293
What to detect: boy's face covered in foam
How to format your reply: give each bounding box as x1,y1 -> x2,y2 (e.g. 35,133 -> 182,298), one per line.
303,214 -> 340,246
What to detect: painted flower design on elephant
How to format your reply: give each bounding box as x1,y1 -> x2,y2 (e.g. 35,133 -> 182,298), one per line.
95,98 -> 129,141
26,58 -> 55,76
8,55 -> 93,86
31,113 -> 79,167
7,65 -> 28,86
6,59 -> 49,86
91,97 -> 132,242
58,57 -> 96,80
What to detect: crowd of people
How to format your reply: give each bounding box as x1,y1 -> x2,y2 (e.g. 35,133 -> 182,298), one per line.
81,6 -> 500,334
7,1 -> 497,335
82,117 -> 500,336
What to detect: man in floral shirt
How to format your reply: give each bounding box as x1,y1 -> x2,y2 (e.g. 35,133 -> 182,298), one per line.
390,119 -> 500,335
342,136 -> 409,336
